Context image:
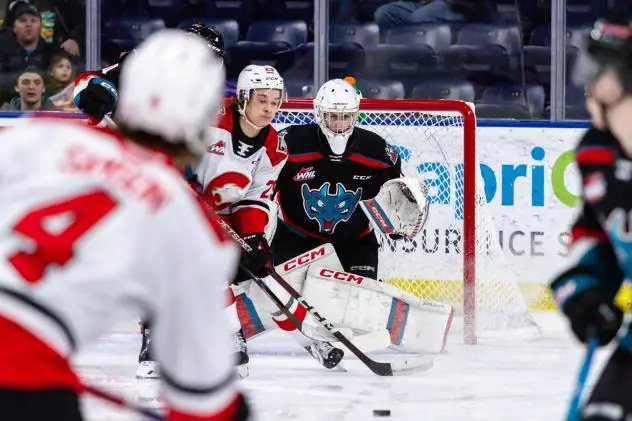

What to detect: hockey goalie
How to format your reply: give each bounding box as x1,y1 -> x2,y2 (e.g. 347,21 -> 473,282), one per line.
234,177 -> 454,365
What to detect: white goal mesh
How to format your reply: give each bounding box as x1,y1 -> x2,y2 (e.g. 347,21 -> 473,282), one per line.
273,98 -> 539,344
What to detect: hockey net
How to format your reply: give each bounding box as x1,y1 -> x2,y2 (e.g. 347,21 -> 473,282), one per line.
273,98 -> 538,344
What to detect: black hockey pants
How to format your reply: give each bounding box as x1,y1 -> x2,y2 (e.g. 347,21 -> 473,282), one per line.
271,222 -> 379,279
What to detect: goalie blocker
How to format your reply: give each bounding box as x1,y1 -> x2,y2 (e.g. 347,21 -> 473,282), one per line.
233,243 -> 453,354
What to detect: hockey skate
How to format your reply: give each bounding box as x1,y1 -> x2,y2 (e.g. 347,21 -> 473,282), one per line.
305,341 -> 344,369
136,327 -> 160,379
234,328 -> 249,379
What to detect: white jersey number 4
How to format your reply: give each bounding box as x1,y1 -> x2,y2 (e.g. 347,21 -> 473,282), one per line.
9,189 -> 117,284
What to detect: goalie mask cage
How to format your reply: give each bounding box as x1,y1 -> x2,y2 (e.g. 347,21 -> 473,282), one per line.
273,98 -> 538,344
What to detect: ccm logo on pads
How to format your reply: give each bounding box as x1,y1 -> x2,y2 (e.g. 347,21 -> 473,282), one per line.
283,246 -> 327,271
319,269 -> 363,285
366,200 -> 393,234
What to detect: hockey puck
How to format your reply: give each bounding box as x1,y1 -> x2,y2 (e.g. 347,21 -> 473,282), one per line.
373,409 -> 391,417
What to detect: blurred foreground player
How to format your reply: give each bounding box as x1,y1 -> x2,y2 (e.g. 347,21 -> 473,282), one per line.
551,17 -> 632,421
0,30 -> 250,421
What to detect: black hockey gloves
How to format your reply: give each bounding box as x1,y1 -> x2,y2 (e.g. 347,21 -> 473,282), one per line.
241,233 -> 272,278
562,288 -> 623,346
76,77 -> 118,121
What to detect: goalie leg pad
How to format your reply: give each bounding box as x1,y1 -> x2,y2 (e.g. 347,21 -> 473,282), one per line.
227,284 -> 246,333
303,266 -> 454,354
269,295 -> 307,332
234,244 -> 352,341
234,291 -> 267,339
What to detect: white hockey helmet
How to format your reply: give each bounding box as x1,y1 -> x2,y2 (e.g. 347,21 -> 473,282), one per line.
236,65 -> 286,112
116,29 -> 225,155
314,79 -> 360,155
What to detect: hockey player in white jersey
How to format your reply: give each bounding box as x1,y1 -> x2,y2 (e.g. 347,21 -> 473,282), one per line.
129,64 -> 288,379
0,30 -> 250,421
175,65 -> 346,378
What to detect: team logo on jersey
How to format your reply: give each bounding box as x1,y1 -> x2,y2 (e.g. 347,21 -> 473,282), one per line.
236,141 -> 254,157
207,171 -> 252,210
301,182 -> 362,233
208,140 -> 226,156
385,145 -> 399,165
293,167 -> 316,181
277,129 -> 288,154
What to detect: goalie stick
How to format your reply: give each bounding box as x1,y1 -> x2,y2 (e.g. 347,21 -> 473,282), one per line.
217,219 -> 431,376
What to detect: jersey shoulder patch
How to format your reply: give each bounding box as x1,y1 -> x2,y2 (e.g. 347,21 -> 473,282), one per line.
348,128 -> 398,168
263,125 -> 288,167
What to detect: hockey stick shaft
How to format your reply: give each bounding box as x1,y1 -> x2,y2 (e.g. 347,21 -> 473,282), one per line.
217,219 -> 394,376
566,335 -> 599,421
83,384 -> 163,420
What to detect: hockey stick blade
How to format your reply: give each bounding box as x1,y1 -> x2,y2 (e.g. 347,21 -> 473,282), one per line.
216,219 -> 402,376
387,355 -> 434,375
334,330 -> 433,374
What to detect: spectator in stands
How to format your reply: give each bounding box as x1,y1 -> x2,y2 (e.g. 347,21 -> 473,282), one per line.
3,0 -> 84,56
374,0 -> 489,32
0,2 -> 59,74
1,67 -> 53,111
45,50 -> 74,95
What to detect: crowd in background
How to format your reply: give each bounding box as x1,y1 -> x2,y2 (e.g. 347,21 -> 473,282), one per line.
0,0 -> 626,118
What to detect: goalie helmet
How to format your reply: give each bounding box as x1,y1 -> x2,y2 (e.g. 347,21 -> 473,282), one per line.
116,29 -> 225,155
314,79 -> 360,155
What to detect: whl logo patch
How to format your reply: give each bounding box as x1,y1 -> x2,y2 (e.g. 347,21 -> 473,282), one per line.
208,140 -> 225,155
293,167 -> 316,181
301,182 -> 362,233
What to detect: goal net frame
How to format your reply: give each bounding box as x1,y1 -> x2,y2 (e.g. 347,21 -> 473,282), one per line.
274,98 -> 480,344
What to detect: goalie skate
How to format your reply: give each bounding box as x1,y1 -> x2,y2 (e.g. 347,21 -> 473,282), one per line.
305,341 -> 344,369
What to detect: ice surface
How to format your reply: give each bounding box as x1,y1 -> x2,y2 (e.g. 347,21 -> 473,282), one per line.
76,313 -> 613,421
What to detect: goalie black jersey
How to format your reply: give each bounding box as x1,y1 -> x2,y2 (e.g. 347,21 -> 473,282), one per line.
275,124 -> 401,243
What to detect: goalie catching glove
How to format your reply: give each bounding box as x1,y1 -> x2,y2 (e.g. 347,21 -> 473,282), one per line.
360,177 -> 429,239
240,233 -> 273,278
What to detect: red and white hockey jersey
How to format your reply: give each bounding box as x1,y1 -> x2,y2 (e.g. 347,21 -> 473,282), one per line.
191,105 -> 287,236
0,119 -> 243,421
